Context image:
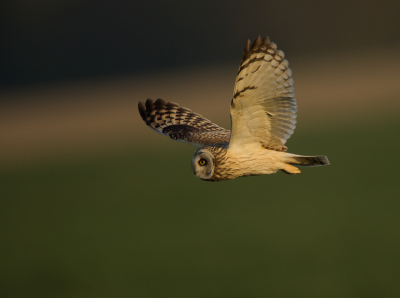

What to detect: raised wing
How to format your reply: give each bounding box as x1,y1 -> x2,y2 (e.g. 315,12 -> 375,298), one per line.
229,36 -> 297,152
138,98 -> 230,147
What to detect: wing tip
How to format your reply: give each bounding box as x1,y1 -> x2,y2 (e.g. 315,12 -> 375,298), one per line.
140,98 -> 169,120
145,98 -> 154,113
250,36 -> 261,50
244,39 -> 250,53
242,36 -> 274,63
245,36 -> 270,51
138,101 -> 147,121
155,98 -> 167,109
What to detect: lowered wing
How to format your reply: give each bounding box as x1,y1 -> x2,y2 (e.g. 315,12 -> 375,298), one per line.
138,98 -> 230,147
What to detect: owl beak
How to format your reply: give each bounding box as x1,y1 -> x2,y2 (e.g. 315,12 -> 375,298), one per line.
192,164 -> 206,180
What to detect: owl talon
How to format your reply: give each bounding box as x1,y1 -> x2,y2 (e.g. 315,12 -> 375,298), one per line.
282,164 -> 301,175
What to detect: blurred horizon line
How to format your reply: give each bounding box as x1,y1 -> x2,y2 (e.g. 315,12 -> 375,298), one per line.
1,47 -> 399,169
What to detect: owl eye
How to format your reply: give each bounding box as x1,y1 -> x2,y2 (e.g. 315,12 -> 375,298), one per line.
199,159 -> 207,166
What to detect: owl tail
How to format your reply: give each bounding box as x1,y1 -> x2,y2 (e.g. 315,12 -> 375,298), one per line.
281,154 -> 330,174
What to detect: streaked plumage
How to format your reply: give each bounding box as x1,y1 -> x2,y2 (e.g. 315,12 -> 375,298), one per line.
138,99 -> 230,147
138,36 -> 329,181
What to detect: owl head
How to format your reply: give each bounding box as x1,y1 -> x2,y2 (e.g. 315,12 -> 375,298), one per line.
192,149 -> 215,180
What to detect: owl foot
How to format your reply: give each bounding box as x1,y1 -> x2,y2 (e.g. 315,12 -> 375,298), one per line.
281,164 -> 301,175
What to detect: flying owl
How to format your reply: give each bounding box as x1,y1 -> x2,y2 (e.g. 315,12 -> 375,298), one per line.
138,36 -> 329,181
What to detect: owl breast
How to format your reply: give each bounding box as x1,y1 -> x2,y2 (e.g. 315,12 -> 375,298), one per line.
211,146 -> 286,181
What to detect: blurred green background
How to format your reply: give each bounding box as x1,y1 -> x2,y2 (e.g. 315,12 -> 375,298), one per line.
1,1 -> 400,297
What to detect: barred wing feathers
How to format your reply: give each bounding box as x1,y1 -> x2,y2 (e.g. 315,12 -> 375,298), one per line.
229,36 -> 297,151
138,98 -> 230,147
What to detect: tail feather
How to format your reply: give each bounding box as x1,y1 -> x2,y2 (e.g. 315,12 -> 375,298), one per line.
283,154 -> 330,167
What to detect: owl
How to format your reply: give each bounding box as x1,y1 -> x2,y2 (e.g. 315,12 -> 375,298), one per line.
138,36 -> 329,181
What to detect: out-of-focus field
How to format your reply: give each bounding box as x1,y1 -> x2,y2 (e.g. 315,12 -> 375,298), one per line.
1,49 -> 400,297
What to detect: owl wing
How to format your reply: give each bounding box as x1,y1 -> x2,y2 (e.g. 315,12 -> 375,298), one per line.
138,98 -> 230,147
229,36 -> 297,152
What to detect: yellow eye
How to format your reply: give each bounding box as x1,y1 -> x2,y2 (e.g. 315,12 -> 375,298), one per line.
199,159 -> 207,166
